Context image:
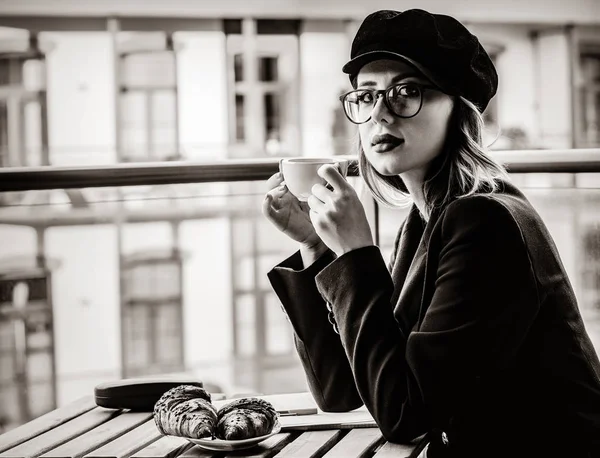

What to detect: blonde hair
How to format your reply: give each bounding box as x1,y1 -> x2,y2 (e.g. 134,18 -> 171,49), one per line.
359,96 -> 510,213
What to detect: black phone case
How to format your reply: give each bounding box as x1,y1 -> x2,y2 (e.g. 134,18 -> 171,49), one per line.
94,377 -> 204,411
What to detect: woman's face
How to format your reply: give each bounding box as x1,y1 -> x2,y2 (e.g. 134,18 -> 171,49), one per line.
356,59 -> 454,180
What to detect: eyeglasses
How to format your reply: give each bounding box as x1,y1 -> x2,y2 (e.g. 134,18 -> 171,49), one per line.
339,82 -> 440,124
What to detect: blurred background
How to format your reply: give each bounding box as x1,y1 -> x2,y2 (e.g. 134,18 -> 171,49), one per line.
0,0 -> 599,433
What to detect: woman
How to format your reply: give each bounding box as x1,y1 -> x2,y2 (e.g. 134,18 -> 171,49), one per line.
263,9 -> 600,457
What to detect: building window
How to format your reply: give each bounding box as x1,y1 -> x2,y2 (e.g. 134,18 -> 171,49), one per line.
582,227 -> 600,311
121,252 -> 184,377
230,215 -> 298,393
235,93 -> 245,142
577,44 -> 600,147
226,22 -> 300,158
0,42 -> 48,167
0,272 -> 55,432
226,21 -> 302,392
118,33 -> 179,162
258,56 -> 278,82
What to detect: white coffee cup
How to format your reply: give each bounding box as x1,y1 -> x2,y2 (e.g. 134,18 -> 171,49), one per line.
279,157 -> 349,202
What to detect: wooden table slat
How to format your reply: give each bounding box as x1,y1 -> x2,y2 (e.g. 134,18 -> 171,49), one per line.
372,441 -> 417,458
274,430 -> 344,458
0,397 -> 97,453
177,445 -> 219,458
223,433 -> 296,458
322,429 -> 384,458
0,394 -> 422,458
39,412 -> 152,458
0,408 -> 121,458
131,436 -> 192,458
0,407 -> 121,458
83,420 -> 160,458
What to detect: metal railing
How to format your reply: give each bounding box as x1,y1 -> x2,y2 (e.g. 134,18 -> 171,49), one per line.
0,149 -> 599,192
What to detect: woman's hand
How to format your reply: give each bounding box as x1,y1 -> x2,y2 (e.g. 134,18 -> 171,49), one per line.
307,164 -> 374,257
262,172 -> 323,250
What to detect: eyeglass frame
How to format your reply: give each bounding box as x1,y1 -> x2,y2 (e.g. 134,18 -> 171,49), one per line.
339,82 -> 443,124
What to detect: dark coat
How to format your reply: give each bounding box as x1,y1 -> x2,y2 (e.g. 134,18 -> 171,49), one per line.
267,181 -> 600,457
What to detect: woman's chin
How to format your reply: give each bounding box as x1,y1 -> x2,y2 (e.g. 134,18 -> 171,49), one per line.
366,153 -> 409,177
371,163 -> 406,177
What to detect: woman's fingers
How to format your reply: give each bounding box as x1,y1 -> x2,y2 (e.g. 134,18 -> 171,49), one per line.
264,187 -> 282,211
310,183 -> 333,205
317,164 -> 349,193
266,172 -> 284,191
271,184 -> 287,199
307,194 -> 326,213
263,191 -> 281,213
263,171 -> 287,213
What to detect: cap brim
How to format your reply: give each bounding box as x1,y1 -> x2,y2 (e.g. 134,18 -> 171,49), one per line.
342,50 -> 450,92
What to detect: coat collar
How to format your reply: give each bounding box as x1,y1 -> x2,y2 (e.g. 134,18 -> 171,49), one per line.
391,181 -> 521,332
391,203 -> 446,334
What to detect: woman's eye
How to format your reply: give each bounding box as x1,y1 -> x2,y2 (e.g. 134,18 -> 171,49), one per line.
399,84 -> 420,97
357,92 -> 374,104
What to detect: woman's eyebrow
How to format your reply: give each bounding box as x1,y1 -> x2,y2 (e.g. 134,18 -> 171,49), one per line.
357,72 -> 421,88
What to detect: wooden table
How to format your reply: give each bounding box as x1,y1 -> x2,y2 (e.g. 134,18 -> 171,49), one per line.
0,396 -> 418,458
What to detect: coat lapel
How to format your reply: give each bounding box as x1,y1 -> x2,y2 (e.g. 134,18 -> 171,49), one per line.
414,205 -> 445,330
392,204 -> 445,335
391,205 -> 426,334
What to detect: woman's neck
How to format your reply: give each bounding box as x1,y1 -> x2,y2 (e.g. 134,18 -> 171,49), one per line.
400,169 -> 428,222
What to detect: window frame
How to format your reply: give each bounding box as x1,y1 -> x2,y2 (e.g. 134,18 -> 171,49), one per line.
575,42 -> 600,148
120,251 -> 185,378
0,48 -> 48,167
117,38 -> 181,162
0,270 -> 56,431
225,26 -> 300,158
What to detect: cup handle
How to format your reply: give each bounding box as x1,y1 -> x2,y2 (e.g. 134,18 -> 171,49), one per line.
278,158 -> 285,175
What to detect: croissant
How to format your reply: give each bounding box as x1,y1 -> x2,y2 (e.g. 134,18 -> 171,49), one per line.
216,398 -> 279,440
153,385 -> 217,439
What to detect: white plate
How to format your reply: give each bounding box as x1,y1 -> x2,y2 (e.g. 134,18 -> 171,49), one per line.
184,423 -> 282,452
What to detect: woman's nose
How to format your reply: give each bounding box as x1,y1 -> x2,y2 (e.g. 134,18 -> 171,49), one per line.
370,93 -> 394,125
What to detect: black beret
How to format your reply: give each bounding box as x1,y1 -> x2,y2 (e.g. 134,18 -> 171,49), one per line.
342,9 -> 498,113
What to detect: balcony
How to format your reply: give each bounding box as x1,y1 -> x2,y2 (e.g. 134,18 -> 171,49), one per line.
0,149 -> 599,434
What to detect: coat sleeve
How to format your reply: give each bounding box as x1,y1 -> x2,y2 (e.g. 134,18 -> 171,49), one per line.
266,219 -> 409,412
314,196 -> 540,442
267,249 -> 363,412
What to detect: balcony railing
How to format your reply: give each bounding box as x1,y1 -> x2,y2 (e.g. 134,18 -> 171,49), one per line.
0,149 -> 599,192
0,149 -> 598,433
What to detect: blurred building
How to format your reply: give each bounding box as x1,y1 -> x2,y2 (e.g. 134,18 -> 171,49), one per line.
0,0 -> 599,431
